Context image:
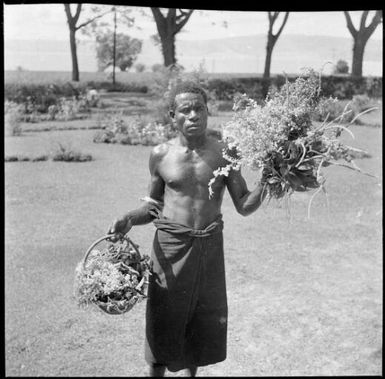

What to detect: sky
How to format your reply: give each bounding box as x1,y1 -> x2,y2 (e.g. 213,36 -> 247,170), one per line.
3,4 -> 383,42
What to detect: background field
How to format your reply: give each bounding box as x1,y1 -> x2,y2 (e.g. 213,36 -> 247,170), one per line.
4,90 -> 383,376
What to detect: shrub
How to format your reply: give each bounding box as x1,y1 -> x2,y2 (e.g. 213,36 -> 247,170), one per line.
313,97 -> 357,124
139,120 -> 177,146
365,76 -> 382,98
351,94 -> 372,112
4,82 -> 94,122
32,155 -> 49,162
151,63 -> 164,73
52,142 -> 92,162
206,75 -> 382,101
4,154 -> 49,162
54,96 -> 90,121
135,63 -> 146,73
93,112 -> 177,146
4,82 -> 88,112
4,101 -> 23,136
4,155 -> 29,162
333,60 -> 349,74
148,65 -> 184,123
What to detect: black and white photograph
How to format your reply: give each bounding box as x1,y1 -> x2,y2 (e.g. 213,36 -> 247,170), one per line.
4,3 -> 383,377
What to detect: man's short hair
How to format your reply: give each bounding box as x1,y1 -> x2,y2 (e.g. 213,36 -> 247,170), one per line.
168,80 -> 208,111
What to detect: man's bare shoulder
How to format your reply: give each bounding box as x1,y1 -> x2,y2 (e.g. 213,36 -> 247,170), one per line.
151,142 -> 169,156
149,139 -> 178,166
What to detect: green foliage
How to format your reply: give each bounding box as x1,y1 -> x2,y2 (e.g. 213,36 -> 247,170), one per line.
148,65 -> 184,125
4,82 -> 92,117
134,63 -> 146,73
52,142 -> 93,162
4,101 -> 23,136
5,82 -> 87,107
4,81 -> 97,122
208,76 -> 285,102
314,94 -> 376,125
334,60 -> 349,74
49,97 -> 91,121
351,94 -> 372,112
313,97 -> 357,124
151,63 -> 164,73
210,68 -> 376,213
96,31 -> 142,72
365,76 -> 383,98
93,112 -> 177,146
4,154 -> 49,162
5,155 -> 29,162
207,75 -> 382,101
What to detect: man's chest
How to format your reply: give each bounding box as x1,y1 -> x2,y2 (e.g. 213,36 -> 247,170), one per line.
159,149 -> 221,189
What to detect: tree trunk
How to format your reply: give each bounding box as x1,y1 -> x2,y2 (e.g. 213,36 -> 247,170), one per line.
351,38 -> 366,77
263,37 -> 275,79
162,36 -> 176,67
69,29 -> 79,81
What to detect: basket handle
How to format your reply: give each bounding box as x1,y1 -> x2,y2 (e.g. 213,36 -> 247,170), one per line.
83,234 -> 141,269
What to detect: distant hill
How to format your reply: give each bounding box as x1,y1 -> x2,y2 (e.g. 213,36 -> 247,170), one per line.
4,34 -> 382,75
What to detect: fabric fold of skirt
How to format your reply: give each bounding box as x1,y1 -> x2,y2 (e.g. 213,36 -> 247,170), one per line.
145,215 -> 228,372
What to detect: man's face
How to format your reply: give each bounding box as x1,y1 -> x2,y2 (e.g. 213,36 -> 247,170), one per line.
170,92 -> 208,137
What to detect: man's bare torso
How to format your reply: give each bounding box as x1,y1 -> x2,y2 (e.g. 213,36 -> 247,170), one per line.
154,134 -> 227,229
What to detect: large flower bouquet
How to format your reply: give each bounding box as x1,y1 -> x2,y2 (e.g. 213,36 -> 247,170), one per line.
209,69 -> 376,216
74,236 -> 151,315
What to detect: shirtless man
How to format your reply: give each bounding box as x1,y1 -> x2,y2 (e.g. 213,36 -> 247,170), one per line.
108,81 -> 266,377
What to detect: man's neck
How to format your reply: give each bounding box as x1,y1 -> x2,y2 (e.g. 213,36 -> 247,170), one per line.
178,132 -> 207,151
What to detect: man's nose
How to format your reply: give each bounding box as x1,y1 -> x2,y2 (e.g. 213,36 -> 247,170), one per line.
188,110 -> 199,120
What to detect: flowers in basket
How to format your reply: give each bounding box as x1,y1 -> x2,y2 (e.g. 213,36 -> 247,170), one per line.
74,236 -> 151,315
208,68 -> 377,217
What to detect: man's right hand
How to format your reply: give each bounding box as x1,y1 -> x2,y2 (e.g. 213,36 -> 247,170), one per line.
107,215 -> 133,242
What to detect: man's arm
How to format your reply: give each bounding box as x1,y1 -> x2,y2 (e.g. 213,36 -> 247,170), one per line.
225,168 -> 267,216
108,144 -> 166,238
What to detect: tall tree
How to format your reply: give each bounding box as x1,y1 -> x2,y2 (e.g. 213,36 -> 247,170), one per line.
150,8 -> 194,67
263,12 -> 289,79
344,10 -> 382,77
63,4 -> 111,81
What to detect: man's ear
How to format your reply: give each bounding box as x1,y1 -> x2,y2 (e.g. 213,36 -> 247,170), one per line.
169,110 -> 175,119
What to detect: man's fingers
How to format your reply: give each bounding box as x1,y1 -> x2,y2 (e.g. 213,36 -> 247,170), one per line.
107,222 -> 118,241
107,218 -> 130,242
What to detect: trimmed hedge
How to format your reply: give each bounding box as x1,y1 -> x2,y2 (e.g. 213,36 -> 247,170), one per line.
207,75 -> 382,101
4,81 -> 148,114
4,82 -> 87,113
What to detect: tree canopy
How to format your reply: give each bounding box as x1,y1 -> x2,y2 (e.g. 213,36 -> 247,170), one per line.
96,32 -> 142,72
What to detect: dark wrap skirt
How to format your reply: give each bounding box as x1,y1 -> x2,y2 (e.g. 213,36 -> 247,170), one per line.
145,215 -> 228,372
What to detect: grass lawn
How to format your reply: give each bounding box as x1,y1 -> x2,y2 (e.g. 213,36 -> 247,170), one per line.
4,98 -> 382,376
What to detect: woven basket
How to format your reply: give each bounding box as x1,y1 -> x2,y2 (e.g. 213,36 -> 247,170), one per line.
82,234 -> 150,315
